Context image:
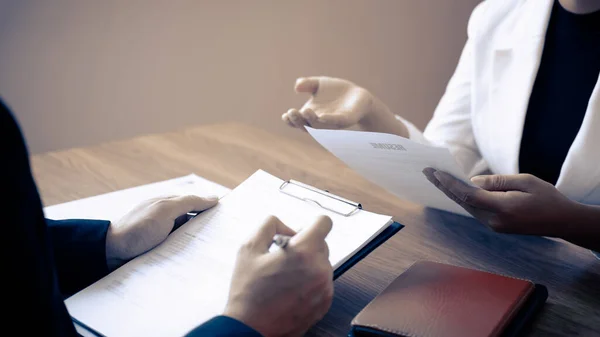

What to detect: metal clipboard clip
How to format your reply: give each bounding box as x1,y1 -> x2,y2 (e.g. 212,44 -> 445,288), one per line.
279,179 -> 362,217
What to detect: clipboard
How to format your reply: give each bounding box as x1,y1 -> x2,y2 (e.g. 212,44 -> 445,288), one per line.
279,179 -> 363,216
278,179 -> 404,280
183,176 -> 403,280
72,172 -> 404,337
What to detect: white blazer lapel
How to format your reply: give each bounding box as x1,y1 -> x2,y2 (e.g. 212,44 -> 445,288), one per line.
556,77 -> 600,203
484,0 -> 554,174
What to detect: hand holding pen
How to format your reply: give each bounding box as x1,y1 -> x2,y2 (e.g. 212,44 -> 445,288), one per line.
224,215 -> 334,336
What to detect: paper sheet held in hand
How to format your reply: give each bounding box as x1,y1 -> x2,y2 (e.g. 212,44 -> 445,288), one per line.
306,127 -> 472,217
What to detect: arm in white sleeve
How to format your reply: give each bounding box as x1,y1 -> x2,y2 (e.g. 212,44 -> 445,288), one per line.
394,2 -> 489,177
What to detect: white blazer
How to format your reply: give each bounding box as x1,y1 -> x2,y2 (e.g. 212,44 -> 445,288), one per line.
400,0 -> 600,205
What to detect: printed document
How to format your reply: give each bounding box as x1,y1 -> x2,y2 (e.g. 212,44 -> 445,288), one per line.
306,127 -> 472,217
63,170 -> 393,337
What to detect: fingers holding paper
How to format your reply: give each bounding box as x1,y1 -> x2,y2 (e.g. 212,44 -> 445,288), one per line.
224,215 -> 334,337
422,167 -> 498,220
423,167 -> 577,237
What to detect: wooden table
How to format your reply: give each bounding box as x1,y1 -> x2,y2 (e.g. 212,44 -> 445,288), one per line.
32,123 -> 600,337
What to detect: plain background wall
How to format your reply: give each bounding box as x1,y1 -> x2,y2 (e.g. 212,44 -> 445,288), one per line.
0,0 -> 481,154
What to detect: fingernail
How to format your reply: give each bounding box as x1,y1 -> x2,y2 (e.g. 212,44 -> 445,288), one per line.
433,171 -> 443,180
205,195 -> 219,201
422,167 -> 436,175
470,176 -> 485,187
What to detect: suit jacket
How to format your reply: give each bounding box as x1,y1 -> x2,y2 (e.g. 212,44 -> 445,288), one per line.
2,98 -> 260,337
397,0 -> 600,205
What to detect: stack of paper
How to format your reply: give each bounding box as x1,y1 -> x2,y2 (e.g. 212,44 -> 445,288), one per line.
59,170 -> 394,337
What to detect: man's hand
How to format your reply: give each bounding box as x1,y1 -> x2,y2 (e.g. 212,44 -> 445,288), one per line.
105,195 -> 219,270
282,76 -> 408,137
422,168 -> 578,236
224,215 -> 334,337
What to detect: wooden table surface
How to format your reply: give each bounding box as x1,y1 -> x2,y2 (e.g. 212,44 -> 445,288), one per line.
31,123 -> 600,337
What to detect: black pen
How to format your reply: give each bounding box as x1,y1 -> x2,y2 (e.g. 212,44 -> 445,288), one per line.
272,234 -> 291,248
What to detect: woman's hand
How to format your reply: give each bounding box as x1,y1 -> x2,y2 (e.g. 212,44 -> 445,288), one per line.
423,168 -> 577,236
282,76 -> 408,137
105,195 -> 219,270
424,168 -> 600,252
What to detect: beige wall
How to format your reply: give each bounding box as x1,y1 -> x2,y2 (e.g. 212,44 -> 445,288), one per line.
0,0 -> 481,154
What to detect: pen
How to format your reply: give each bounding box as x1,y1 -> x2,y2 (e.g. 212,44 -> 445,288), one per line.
185,196 -> 224,221
272,234 -> 291,248
186,211 -> 200,221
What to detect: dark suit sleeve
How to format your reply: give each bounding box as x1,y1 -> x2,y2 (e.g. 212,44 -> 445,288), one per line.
3,99 -> 79,336
185,316 -> 262,337
46,218 -> 111,297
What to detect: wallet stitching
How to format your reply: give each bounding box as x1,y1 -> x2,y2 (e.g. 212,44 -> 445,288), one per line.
357,323 -> 415,337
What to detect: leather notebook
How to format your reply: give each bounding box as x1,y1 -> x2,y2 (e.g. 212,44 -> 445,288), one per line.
350,260 -> 548,337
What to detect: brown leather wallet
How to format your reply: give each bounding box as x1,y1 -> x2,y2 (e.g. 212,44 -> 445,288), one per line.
350,260 -> 547,337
